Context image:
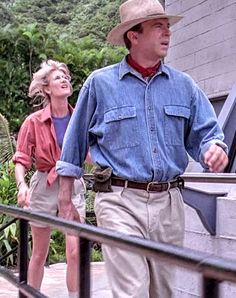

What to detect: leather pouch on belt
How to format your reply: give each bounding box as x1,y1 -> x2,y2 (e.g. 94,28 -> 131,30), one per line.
92,166 -> 113,192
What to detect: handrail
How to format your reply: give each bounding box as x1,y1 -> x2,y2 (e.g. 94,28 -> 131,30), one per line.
1,204 -> 236,298
182,172 -> 236,183
83,172 -> 236,184
2,173 -> 236,266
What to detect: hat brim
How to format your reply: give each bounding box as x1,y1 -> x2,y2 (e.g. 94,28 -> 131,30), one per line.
107,14 -> 183,46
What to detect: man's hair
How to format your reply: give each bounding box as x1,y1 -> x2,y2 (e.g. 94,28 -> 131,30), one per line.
28,60 -> 71,106
123,23 -> 143,50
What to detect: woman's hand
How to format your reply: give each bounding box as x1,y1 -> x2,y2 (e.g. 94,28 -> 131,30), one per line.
17,182 -> 30,208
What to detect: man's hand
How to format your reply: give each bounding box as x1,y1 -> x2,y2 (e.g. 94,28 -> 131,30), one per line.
58,200 -> 81,221
204,144 -> 228,172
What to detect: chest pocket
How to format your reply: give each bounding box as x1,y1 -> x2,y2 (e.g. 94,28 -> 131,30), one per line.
164,105 -> 190,146
104,106 -> 139,150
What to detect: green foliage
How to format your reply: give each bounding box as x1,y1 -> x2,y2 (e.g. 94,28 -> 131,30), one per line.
49,230 -> 66,264
0,24 -> 46,131
0,161 -> 17,205
48,231 -> 103,263
91,247 -> 103,262
0,3 -> 18,27
2,0 -> 123,45
0,113 -> 15,164
0,161 -> 18,266
1,0 -> 165,45
0,23 -> 126,131
0,218 -> 18,266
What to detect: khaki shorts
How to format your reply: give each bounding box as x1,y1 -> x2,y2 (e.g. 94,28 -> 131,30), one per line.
29,171 -> 86,228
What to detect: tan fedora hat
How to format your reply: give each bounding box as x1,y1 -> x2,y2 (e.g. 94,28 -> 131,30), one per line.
107,0 -> 183,46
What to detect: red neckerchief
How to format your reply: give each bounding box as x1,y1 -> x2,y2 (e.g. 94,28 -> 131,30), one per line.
127,54 -> 160,78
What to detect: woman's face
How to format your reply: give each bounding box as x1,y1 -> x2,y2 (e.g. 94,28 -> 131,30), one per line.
45,69 -> 72,99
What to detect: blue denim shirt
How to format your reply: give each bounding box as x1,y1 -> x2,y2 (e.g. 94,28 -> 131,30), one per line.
56,58 -> 227,182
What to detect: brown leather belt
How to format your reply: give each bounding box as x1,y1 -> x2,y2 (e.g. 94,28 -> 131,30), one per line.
111,177 -> 184,192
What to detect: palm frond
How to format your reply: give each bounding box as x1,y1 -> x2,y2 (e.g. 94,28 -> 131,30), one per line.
0,113 -> 15,164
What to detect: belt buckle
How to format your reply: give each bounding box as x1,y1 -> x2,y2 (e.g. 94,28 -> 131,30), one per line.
147,181 -> 171,192
147,182 -> 157,192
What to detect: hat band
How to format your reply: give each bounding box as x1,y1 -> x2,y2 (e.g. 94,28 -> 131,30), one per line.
147,13 -> 166,17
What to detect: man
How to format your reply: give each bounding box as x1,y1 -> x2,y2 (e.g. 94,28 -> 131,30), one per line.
56,0 -> 228,297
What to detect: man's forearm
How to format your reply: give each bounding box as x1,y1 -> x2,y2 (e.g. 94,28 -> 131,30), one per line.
58,176 -> 75,202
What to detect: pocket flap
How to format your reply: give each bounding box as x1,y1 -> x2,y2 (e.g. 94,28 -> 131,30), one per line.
164,105 -> 190,119
104,106 -> 136,123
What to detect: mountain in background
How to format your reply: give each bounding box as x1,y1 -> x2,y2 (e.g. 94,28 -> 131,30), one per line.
0,0 -> 165,43
0,0 -> 122,44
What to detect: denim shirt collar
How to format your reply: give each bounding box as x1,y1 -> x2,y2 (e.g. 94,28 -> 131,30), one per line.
118,56 -> 170,81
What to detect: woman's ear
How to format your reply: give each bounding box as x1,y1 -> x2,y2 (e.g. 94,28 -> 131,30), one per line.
44,87 -> 51,95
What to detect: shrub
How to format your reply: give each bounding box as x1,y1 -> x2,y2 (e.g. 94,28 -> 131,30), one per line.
0,161 -> 18,266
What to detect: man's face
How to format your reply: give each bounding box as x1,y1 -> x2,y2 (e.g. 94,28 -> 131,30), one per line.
132,18 -> 171,61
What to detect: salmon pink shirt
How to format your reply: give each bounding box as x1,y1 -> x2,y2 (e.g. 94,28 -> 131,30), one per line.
12,104 -> 73,185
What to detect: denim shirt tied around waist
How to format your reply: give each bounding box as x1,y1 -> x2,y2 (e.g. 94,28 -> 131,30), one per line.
56,58 -> 227,182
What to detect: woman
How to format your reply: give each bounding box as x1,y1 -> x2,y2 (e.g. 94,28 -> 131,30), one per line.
12,60 -> 85,298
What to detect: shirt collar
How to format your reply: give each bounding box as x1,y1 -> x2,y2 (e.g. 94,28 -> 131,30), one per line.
40,103 -> 73,122
127,54 -> 160,78
119,56 -> 170,80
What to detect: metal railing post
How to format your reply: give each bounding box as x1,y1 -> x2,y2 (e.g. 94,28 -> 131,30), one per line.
203,276 -> 219,298
19,218 -> 29,298
79,237 -> 91,298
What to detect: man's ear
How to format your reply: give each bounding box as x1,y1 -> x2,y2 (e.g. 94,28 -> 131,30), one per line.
127,31 -> 138,45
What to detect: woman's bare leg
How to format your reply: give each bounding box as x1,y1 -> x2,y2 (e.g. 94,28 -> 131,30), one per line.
65,234 -> 79,296
28,226 -> 51,289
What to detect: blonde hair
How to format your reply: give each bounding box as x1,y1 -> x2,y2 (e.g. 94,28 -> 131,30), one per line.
28,59 -> 71,106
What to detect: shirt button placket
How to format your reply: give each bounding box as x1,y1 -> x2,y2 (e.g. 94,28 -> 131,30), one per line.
145,85 -> 162,181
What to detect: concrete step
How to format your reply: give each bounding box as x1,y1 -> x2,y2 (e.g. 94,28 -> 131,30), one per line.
0,262 -> 112,298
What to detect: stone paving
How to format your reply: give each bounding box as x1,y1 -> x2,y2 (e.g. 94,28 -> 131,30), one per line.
0,262 -> 112,298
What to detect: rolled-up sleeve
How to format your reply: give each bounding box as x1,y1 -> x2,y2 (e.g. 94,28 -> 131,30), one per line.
12,118 -> 34,170
56,160 -> 84,179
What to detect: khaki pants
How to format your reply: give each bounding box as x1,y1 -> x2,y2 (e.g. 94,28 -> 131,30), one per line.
29,171 -> 86,227
95,186 -> 185,298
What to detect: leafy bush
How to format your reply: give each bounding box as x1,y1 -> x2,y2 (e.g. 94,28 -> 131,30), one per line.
49,231 -> 103,264
0,161 -> 18,266
49,230 -> 66,264
0,23 -> 127,132
0,113 -> 16,164
0,161 -> 17,206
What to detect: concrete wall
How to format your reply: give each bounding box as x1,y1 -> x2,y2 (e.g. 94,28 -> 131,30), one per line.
165,0 -> 236,99
173,190 -> 236,297
164,2 -> 236,296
